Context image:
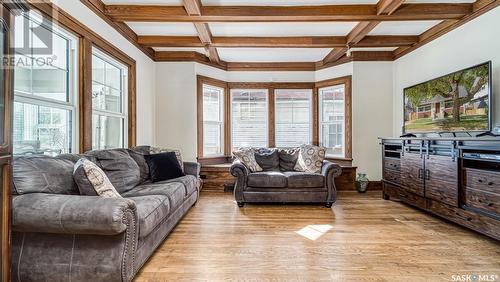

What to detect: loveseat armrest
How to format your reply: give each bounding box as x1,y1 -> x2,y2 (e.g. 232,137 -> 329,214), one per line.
230,160 -> 249,203
184,161 -> 201,177
321,160 -> 342,178
12,193 -> 137,236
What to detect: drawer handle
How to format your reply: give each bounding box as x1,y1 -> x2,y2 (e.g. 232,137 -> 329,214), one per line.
488,203 -> 494,207
488,182 -> 494,186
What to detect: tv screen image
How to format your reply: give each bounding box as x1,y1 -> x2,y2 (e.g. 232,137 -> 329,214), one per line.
403,62 -> 491,134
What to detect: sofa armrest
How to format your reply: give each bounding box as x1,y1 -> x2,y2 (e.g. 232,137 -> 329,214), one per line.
321,160 -> 342,204
230,160 -> 249,203
183,161 -> 201,177
12,193 -> 137,235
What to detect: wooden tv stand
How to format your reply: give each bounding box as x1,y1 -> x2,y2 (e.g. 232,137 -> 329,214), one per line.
380,137 -> 500,240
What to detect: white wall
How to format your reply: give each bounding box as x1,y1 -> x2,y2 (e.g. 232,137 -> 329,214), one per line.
52,0 -> 157,146
393,6 -> 500,135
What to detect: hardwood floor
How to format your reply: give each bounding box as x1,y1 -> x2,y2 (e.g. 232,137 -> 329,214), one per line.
135,191 -> 500,282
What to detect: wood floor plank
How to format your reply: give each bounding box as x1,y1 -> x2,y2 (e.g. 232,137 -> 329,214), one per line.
135,191 -> 500,281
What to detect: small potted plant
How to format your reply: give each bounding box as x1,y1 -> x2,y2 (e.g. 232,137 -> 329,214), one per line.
356,173 -> 369,193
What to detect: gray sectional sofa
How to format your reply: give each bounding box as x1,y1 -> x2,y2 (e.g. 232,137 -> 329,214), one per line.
10,146 -> 200,282
231,148 -> 342,207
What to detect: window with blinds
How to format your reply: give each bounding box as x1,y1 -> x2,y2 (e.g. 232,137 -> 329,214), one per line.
275,89 -> 312,148
202,84 -> 224,156
319,84 -> 345,157
231,89 -> 268,149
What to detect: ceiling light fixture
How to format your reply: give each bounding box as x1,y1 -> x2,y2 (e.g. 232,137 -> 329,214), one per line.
346,44 -> 353,58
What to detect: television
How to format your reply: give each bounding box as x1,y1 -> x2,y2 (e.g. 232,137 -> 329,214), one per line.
403,61 -> 492,134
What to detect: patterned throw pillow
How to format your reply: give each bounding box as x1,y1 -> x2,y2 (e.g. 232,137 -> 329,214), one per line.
294,145 -> 326,173
233,148 -> 263,172
74,158 -> 122,198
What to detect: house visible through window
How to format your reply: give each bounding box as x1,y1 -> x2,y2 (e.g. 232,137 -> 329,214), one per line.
275,89 -> 312,148
91,48 -> 128,150
231,89 -> 268,149
13,13 -> 78,156
319,85 -> 345,157
202,84 -> 224,156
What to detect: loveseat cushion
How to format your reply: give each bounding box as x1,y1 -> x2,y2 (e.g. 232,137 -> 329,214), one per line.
283,171 -> 324,188
84,149 -> 140,194
12,155 -> 78,195
248,172 -> 287,188
123,182 -> 186,212
127,195 -> 170,238
254,148 -> 279,171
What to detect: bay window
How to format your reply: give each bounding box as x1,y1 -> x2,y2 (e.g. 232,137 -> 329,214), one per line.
91,48 -> 128,150
275,89 -> 312,148
231,89 -> 268,149
319,84 -> 348,158
202,84 -> 224,156
13,13 -> 78,155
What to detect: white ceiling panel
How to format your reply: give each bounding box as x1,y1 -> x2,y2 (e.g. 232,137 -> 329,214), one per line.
369,21 -> 442,35
102,0 -> 182,4
210,22 -> 358,37
202,0 -> 378,5
351,47 -> 398,51
154,47 -> 208,55
126,22 -> 198,36
218,48 -> 332,62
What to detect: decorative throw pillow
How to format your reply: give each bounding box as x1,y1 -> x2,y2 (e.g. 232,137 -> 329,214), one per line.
74,158 -> 122,198
149,147 -> 183,171
278,148 -> 300,171
294,145 -> 326,173
233,148 -> 263,172
144,152 -> 186,183
254,148 -> 280,171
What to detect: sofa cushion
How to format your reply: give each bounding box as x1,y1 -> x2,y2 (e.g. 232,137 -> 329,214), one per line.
278,148 -> 299,171
254,148 -> 280,171
84,149 -> 140,194
283,171 -> 324,188
247,172 -> 287,188
157,175 -> 198,196
12,155 -> 78,195
127,149 -> 150,183
123,182 -> 186,212
127,195 -> 170,238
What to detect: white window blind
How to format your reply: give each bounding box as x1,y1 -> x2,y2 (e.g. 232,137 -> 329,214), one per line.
91,48 -> 128,150
231,89 -> 268,149
275,89 -> 312,147
319,85 -> 345,157
13,13 -> 78,156
202,84 -> 224,156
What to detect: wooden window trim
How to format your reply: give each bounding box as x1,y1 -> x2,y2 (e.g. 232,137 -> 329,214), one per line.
198,77 -> 353,164
315,75 -> 353,160
27,1 -> 137,152
196,75 -> 229,160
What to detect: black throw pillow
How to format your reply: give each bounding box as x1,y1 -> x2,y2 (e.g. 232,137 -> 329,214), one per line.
144,152 -> 185,183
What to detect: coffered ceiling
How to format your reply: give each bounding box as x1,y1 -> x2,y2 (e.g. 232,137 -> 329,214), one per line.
82,0 -> 499,70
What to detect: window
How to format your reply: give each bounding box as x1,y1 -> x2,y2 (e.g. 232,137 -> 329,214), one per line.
275,89 -> 312,147
319,84 -> 345,157
202,84 -> 224,156
91,48 -> 128,150
13,13 -> 78,155
231,89 -> 268,149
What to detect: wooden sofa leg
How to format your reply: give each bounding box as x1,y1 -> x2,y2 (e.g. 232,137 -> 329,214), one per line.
237,202 -> 245,207
325,202 -> 333,208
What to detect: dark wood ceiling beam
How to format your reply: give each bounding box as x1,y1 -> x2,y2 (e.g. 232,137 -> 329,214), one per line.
137,35 -> 417,48
104,4 -> 471,22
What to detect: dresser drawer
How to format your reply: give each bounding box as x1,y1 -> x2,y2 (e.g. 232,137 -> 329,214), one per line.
465,188 -> 500,216
385,183 -> 426,209
465,168 -> 500,194
384,158 -> 401,171
383,169 -> 400,184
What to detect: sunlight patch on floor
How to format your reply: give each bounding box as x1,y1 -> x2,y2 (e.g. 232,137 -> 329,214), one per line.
295,224 -> 333,240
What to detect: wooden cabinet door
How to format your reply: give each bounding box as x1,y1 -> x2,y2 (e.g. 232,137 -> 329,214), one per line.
400,152 -> 425,196
425,154 -> 458,206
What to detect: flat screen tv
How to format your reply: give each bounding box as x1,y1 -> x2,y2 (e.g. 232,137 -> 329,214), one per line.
403,61 -> 492,134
